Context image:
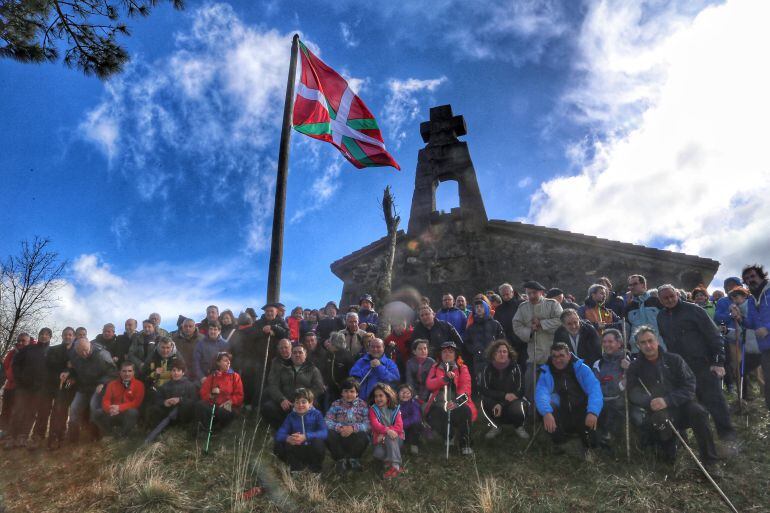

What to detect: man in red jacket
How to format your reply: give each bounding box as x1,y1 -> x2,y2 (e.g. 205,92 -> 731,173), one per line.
92,362 -> 145,437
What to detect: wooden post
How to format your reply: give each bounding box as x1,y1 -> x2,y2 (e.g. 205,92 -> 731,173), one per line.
266,34 -> 299,304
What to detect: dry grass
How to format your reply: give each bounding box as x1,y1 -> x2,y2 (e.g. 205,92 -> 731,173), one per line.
1,390 -> 768,513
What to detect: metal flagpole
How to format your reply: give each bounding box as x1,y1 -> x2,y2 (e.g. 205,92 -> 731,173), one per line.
266,34 -> 300,304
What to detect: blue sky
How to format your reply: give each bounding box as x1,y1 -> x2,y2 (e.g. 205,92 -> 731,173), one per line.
2,0 -> 769,335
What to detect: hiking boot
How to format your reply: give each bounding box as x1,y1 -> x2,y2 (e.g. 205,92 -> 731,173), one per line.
348,459 -> 363,472
704,462 -> 725,479
514,426 -> 530,440
409,444 -> 419,455
461,446 -> 474,456
15,436 -> 27,449
47,437 -> 61,451
335,460 -> 348,474
485,426 -> 502,440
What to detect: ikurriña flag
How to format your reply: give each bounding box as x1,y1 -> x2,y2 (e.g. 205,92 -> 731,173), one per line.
292,40 -> 400,170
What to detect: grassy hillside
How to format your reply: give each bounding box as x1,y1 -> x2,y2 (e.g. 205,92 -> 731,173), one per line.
1,396 -> 768,513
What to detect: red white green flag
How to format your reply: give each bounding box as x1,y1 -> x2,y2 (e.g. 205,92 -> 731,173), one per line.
293,40 -> 400,170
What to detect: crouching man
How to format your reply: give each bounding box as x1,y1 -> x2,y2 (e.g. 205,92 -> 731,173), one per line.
92,362 -> 145,437
535,342 -> 602,460
626,326 -> 718,467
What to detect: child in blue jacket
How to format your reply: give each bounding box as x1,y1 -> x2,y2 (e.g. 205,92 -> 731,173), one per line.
274,388 -> 328,473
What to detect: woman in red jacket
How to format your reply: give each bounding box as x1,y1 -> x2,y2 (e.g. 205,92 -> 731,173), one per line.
195,352 -> 244,433
425,341 -> 477,455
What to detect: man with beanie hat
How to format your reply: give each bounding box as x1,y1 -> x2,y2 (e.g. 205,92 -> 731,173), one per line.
513,281 -> 563,403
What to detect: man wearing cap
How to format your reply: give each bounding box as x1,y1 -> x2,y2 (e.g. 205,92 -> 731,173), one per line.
410,305 -> 464,359
513,281 -> 563,403
546,288 -> 580,311
317,302 -> 345,343
657,284 -> 737,444
624,275 -> 664,353
713,276 -> 743,329
464,298 -> 505,374
626,326 -> 719,467
357,295 -> 379,334
349,338 -> 400,401
233,303 -> 288,408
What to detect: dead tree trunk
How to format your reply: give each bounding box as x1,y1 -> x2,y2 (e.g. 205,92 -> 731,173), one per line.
375,185 -> 400,308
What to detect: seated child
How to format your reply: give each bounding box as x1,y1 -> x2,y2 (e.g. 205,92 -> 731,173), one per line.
324,378 -> 370,473
274,388 -> 328,473
369,383 -> 404,479
405,339 -> 435,402
150,359 -> 198,427
397,384 -> 423,455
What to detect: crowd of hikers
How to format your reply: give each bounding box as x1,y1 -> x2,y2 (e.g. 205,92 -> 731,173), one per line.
1,264 -> 768,481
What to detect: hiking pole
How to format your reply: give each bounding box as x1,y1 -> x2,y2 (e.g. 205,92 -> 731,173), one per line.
144,407 -> 178,444
444,362 -> 451,460
522,423 -> 540,454
622,321 -> 631,463
204,389 -> 219,455
530,329 -> 537,436
479,400 -> 498,430
638,379 -> 738,513
256,334 -> 272,414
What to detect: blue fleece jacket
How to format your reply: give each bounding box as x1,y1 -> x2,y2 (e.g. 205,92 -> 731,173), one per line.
275,407 -> 328,444
745,283 -> 770,352
349,353 -> 400,401
535,356 -> 603,417
436,307 -> 468,336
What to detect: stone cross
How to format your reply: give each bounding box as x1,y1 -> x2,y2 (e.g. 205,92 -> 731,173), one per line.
420,104 -> 467,145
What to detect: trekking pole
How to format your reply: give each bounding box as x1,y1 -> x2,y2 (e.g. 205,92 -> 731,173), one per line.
638,379 -> 738,513
444,363 -> 451,460
256,335 -> 272,414
144,407 -> 179,444
204,389 -> 219,455
622,321 -> 631,463
530,329 -> 537,435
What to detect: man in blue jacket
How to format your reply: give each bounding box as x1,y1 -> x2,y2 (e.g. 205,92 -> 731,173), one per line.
436,293 -> 467,337
349,338 -> 400,401
536,342 -> 602,459
741,264 -> 770,411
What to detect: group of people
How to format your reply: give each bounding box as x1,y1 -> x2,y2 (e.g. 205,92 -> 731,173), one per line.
0,264 -> 768,479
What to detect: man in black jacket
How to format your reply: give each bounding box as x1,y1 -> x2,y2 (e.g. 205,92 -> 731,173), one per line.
553,309 -> 602,367
45,327 -> 77,450
6,328 -> 53,450
410,305 -> 464,359
65,337 -> 117,443
657,284 -> 736,443
626,326 -> 718,466
464,299 -> 505,376
493,283 -> 525,360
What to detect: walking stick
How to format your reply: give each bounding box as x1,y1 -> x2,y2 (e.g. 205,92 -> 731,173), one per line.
444,363 -> 451,460
638,379 -> 738,513
530,329 -> 537,435
256,334 -> 272,414
622,321 -> 631,463
145,407 -> 179,444
204,389 -> 219,455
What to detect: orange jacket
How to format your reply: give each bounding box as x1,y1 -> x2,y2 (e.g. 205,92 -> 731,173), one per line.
200,369 -> 244,408
101,378 -> 145,413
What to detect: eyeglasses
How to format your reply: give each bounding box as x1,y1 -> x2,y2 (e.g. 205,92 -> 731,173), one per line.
628,282 -> 641,287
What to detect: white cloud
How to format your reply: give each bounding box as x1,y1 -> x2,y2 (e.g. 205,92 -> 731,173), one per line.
109,214 -> 130,248
289,159 -> 343,224
384,77 -> 448,147
78,3 -> 296,253
48,254 -> 260,337
340,22 -> 359,47
517,176 -> 533,188
528,0 -> 770,288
